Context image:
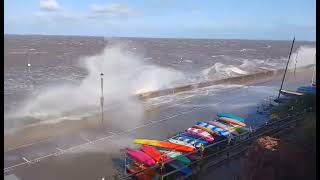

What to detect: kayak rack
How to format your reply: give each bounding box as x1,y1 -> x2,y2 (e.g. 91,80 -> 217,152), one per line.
118,110 -> 307,180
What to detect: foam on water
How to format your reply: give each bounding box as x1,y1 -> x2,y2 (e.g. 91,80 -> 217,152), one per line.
202,62 -> 250,80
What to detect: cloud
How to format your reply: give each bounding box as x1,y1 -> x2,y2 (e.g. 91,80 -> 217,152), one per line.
89,3 -> 139,18
36,0 -> 81,23
33,12 -> 82,24
40,0 -> 61,11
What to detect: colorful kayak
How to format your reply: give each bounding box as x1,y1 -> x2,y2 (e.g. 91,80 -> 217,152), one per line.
208,121 -> 239,135
134,139 -> 195,152
141,145 -> 171,162
179,134 -> 210,144
214,119 -> 249,130
174,135 -> 208,148
195,121 -> 230,137
218,117 -> 246,127
159,149 -> 182,158
193,125 -> 216,135
216,113 -> 245,122
168,160 -> 192,176
168,138 -> 194,148
186,127 -> 214,142
280,89 -> 304,96
159,150 -> 191,165
127,148 -> 156,167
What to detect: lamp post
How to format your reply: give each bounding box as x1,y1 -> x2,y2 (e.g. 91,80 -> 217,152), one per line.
27,51 -> 34,90
100,73 -> 104,127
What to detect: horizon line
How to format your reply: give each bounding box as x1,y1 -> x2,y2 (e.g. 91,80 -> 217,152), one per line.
4,33 -> 316,43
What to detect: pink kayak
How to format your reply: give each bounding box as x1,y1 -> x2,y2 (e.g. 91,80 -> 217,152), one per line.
127,148 -> 156,167
186,127 -> 214,142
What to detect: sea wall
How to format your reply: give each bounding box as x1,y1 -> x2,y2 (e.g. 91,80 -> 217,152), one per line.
137,69 -> 286,100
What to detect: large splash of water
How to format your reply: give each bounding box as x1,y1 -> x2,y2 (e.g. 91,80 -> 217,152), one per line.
5,44 -> 316,129
288,46 -> 316,69
6,43 -> 185,126
203,46 -> 316,80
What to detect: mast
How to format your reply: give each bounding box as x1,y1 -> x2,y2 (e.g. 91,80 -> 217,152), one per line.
277,37 -> 295,100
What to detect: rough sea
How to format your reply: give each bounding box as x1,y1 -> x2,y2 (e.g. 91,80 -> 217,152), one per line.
4,35 -> 316,130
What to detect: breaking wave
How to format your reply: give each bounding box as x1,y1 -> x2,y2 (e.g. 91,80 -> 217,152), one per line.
5,43 -> 186,127
4,44 -> 316,129
203,46 -> 316,80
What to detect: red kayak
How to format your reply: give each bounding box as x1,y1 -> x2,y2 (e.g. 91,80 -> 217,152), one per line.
140,145 -> 171,162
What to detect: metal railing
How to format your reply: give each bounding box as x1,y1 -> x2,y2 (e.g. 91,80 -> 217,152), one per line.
119,111 -> 307,180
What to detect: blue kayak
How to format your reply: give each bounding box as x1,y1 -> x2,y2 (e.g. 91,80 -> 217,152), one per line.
216,113 -> 245,122
179,134 -> 210,144
196,121 -> 230,137
297,89 -> 315,94
298,86 -> 316,90
174,134 -> 209,147
297,86 -> 316,94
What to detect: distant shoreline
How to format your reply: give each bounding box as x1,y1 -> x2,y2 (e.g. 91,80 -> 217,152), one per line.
4,34 -> 316,43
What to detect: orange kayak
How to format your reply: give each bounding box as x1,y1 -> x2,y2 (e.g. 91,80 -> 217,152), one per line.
134,139 -> 195,152
218,117 -> 246,127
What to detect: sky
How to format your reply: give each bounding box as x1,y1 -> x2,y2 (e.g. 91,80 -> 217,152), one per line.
4,0 -> 316,41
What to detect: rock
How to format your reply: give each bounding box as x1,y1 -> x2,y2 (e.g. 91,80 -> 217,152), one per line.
244,135 -> 315,180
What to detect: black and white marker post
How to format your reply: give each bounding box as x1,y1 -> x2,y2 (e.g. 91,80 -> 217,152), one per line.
100,73 -> 104,127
